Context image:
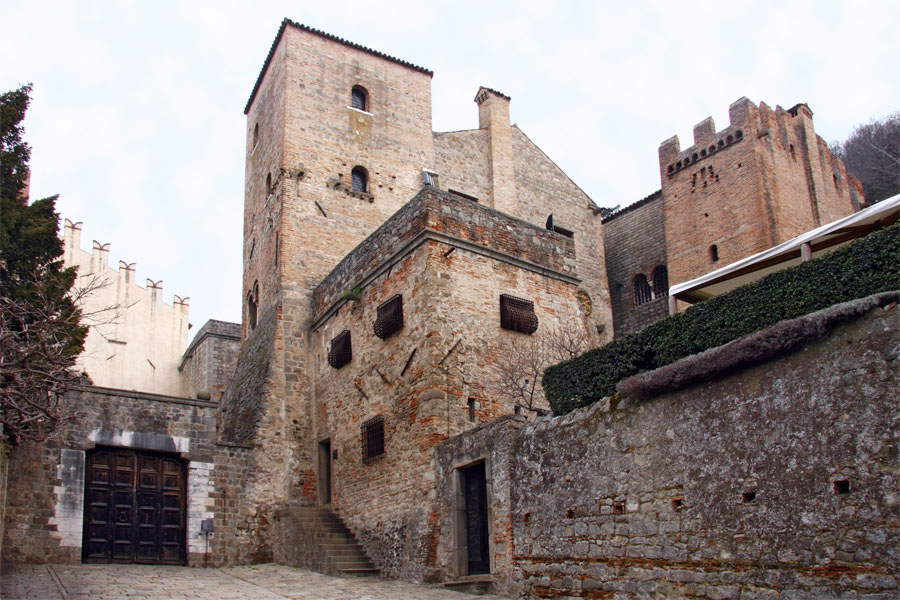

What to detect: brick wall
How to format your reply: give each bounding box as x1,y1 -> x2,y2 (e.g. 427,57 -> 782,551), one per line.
660,98 -> 860,288
436,300 -> 898,597
602,191 -> 668,336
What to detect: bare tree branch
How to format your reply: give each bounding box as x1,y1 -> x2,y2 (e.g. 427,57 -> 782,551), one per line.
492,322 -> 592,413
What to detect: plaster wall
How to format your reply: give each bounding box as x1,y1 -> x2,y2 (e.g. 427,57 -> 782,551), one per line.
62,220 -> 190,396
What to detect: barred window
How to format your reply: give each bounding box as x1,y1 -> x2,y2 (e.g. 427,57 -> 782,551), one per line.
633,274 -> 652,306
361,415 -> 384,462
327,330 -> 352,369
374,294 -> 403,339
651,265 -> 669,299
499,294 -> 539,334
351,85 -> 368,111
351,166 -> 368,193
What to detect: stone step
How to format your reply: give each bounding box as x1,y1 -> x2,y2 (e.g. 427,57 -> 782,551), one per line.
339,567 -> 380,577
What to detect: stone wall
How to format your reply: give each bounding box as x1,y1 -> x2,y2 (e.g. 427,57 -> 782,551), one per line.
2,386 -> 218,566
434,299 -> 898,598
179,319 -> 241,400
304,189 -> 594,581
433,129 -> 492,203
312,187 -> 578,323
602,191 -> 668,336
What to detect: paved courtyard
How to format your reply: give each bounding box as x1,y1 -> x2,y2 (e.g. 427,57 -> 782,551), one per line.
0,563 -> 506,600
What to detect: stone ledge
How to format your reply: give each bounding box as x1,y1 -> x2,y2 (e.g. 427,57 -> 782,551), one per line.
616,290 -> 900,402
72,385 -> 218,408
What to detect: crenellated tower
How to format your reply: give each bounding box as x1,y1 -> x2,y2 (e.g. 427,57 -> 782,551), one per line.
659,97 -> 862,287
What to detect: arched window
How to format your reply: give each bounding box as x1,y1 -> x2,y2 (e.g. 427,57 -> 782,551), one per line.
247,281 -> 259,331
351,85 -> 368,111
710,244 -> 719,262
633,274 -> 652,306
351,166 -> 368,193
651,265 -> 669,299
266,172 -> 273,196
253,123 -> 259,148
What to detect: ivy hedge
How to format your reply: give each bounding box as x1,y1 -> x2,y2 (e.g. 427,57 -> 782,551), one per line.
544,222 -> 900,415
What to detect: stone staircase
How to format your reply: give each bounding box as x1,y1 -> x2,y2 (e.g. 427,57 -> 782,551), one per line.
274,505 -> 379,577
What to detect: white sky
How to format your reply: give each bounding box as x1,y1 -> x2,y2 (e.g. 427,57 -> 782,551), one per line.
3,0 -> 898,337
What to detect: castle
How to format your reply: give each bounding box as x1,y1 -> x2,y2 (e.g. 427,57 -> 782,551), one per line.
4,19 -> 893,599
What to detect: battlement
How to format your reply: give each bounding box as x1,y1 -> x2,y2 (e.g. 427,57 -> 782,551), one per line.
658,97 -> 758,177
61,218 -> 190,396
311,187 -> 577,327
63,218 -> 188,308
658,97 -> 823,179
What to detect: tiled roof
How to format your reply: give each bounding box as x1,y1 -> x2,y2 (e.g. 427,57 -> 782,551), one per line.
476,86 -> 511,101
244,19 -> 433,115
601,190 -> 662,224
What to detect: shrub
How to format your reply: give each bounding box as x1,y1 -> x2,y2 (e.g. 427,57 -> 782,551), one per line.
544,223 -> 900,415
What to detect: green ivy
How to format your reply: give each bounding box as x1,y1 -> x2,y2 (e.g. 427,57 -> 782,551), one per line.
544,223 -> 900,415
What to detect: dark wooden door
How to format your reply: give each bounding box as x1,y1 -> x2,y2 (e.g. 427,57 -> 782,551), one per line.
462,461 -> 490,575
83,447 -> 186,565
318,439 -> 332,505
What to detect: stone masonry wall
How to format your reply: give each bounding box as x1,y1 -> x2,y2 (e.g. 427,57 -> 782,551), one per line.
2,386 -> 218,566
179,319 -> 241,401
511,127 -> 613,344
602,191 -> 668,337
433,129 -> 493,203
439,300 -> 897,598
434,416 -> 525,593
305,213 -> 592,581
312,187 -> 577,322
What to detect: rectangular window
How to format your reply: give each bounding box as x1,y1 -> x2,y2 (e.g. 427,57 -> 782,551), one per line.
327,330 -> 352,369
499,294 -> 539,334
361,416 -> 385,462
374,294 -> 403,339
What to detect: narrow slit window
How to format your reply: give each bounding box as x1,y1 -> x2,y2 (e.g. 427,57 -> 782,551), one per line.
327,330 -> 352,369
374,294 -> 403,339
633,274 -> 652,306
500,294 -> 539,334
351,85 -> 368,111
351,166 -> 368,193
710,244 -> 719,262
247,281 -> 259,331
361,415 -> 384,462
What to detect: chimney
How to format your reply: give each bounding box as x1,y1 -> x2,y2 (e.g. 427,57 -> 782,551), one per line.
475,87 -> 517,214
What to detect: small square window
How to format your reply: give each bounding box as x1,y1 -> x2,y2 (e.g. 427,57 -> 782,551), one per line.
374,294 -> 403,340
361,415 -> 385,462
500,294 -> 538,334
327,330 -> 352,369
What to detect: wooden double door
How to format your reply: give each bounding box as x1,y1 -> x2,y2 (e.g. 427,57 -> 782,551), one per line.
82,447 -> 187,564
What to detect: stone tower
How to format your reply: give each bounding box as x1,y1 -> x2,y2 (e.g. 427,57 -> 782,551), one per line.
217,19 -> 613,567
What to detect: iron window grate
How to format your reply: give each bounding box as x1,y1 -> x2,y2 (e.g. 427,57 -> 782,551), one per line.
374,294 -> 404,339
500,294 -> 539,334
361,415 -> 385,462
327,330 -> 352,369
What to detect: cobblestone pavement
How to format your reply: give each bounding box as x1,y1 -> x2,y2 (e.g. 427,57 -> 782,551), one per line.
0,563 -> 507,600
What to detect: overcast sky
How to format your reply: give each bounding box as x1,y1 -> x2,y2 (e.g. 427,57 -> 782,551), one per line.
3,0 -> 898,338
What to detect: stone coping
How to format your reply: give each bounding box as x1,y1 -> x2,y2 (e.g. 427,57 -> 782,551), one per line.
72,385 -> 218,408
